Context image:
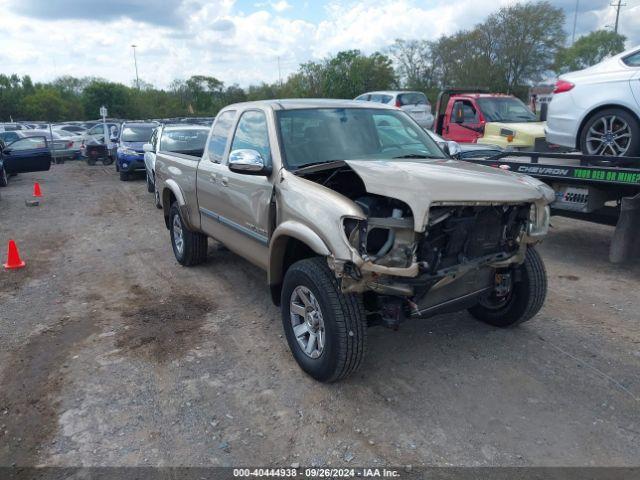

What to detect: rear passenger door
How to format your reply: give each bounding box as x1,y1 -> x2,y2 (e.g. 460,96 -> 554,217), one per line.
196,110 -> 237,241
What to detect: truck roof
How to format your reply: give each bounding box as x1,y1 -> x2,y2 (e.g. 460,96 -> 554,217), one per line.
222,98 -> 396,111
451,93 -> 515,99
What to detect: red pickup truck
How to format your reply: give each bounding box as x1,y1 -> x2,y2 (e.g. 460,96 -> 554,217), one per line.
433,89 -> 546,150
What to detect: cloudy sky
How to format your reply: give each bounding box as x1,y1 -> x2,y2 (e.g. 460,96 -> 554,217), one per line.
1,0 -> 638,89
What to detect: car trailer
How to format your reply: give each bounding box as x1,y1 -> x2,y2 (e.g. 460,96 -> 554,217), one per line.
464,152 -> 640,263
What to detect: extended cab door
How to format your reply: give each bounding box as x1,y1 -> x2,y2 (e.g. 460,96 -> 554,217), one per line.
443,98 -> 483,143
196,109 -> 273,270
2,136 -> 52,173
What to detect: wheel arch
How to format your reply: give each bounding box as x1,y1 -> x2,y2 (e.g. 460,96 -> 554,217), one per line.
576,103 -> 640,150
162,180 -> 188,229
269,222 -> 332,306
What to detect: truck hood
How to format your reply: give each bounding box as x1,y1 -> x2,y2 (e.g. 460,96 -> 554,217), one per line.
344,159 -> 554,231
478,121 -> 546,149
485,121 -> 545,136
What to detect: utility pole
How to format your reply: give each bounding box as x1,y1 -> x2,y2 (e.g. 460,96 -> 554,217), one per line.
131,44 -> 140,90
610,0 -> 626,33
571,0 -> 579,44
277,56 -> 282,87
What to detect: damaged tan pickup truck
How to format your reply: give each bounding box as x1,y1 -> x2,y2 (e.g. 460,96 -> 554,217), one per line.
155,99 -> 555,382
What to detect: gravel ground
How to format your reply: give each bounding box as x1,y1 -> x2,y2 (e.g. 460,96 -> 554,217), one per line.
0,162 -> 639,467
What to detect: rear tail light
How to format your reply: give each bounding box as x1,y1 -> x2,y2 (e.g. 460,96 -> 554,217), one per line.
67,141 -> 74,148
553,80 -> 574,94
395,99 -> 402,108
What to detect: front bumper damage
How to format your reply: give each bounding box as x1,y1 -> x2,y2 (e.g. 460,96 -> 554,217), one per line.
328,200 -> 549,322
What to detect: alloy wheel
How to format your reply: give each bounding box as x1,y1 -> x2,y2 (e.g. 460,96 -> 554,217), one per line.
586,115 -> 632,156
290,286 -> 325,359
172,214 -> 184,257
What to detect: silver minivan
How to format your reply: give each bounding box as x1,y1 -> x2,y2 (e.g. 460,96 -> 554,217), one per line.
355,90 -> 434,129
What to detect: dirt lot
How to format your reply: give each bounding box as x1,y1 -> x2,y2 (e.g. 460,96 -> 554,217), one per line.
1,162 -> 639,468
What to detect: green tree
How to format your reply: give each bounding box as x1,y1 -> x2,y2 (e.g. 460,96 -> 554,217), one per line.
22,89 -> 69,121
486,1 -> 566,93
82,81 -> 131,118
388,39 -> 435,91
184,75 -> 224,113
280,50 -> 396,99
554,30 -> 626,74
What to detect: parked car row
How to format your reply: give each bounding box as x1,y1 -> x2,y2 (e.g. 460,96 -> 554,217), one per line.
352,44 -> 640,158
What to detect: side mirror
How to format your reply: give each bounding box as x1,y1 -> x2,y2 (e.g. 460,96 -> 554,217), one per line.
228,149 -> 270,175
443,141 -> 462,158
143,143 -> 153,153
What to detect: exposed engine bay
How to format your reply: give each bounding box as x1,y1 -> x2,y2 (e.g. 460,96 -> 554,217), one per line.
295,161 -> 532,327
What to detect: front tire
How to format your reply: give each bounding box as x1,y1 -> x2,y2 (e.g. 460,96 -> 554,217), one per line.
469,247 -> 547,327
0,166 -> 7,187
169,202 -> 208,266
579,108 -> 640,157
154,184 -> 162,209
146,171 -> 154,193
281,257 -> 366,382
119,171 -> 130,181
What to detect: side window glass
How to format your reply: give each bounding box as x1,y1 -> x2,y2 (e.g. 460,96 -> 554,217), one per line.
206,111 -> 236,163
623,51 -> 640,67
374,113 -> 420,148
453,101 -> 478,123
9,137 -> 47,151
462,102 -> 478,123
230,110 -> 271,164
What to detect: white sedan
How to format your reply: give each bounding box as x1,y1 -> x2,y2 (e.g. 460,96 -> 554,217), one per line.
545,45 -> 640,156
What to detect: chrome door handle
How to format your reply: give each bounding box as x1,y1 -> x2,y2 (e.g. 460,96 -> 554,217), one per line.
209,174 -> 217,183
221,177 -> 229,187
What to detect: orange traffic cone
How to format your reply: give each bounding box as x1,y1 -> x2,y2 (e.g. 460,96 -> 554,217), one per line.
33,182 -> 42,198
4,240 -> 26,270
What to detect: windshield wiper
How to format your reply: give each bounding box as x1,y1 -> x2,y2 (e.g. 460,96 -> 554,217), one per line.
294,160 -> 347,174
392,154 -> 440,159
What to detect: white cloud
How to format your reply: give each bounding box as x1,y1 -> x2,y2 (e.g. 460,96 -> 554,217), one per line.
0,0 -> 636,89
271,0 -> 292,12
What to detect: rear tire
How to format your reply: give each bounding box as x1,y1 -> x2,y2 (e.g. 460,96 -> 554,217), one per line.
468,247 -> 547,327
0,166 -> 7,187
169,202 -> 208,266
281,257 -> 366,382
579,108 -> 640,157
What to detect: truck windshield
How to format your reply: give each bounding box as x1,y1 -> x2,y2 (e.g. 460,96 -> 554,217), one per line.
121,126 -> 155,142
477,97 -> 537,123
160,128 -> 209,156
277,108 -> 444,169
